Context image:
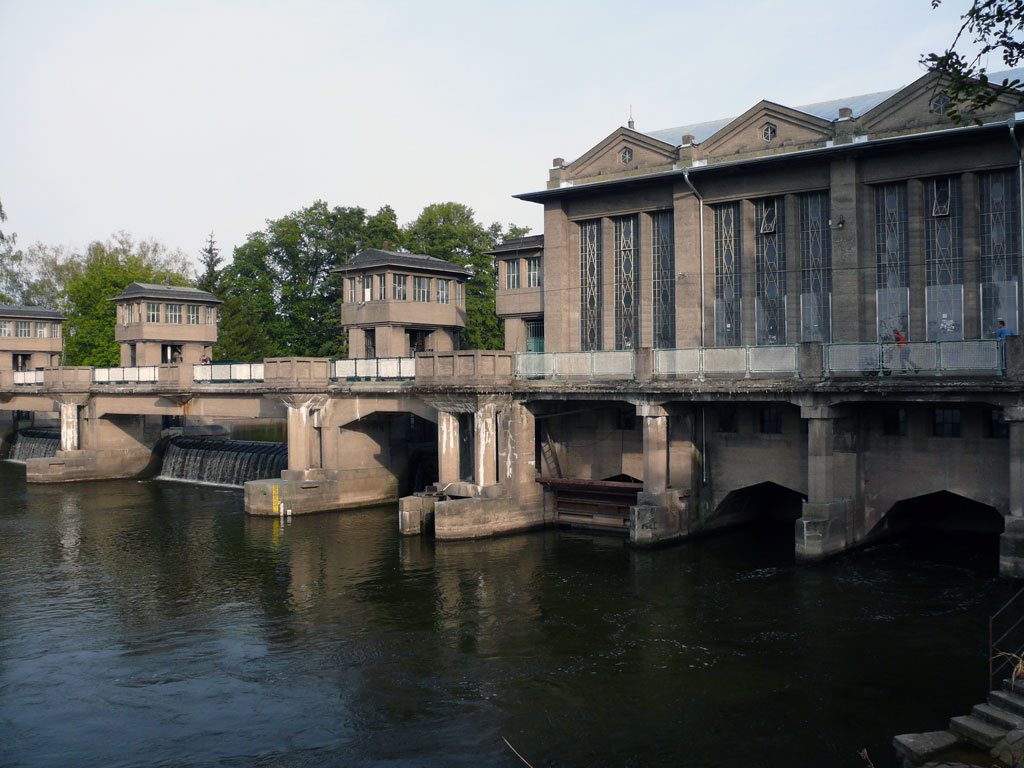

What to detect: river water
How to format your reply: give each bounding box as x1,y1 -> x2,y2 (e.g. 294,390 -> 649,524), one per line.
0,461 -> 1016,768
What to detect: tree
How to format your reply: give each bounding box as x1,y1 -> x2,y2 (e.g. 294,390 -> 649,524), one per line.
196,232 -> 223,294
17,243 -> 81,311
62,233 -> 193,365
404,202 -> 530,350
0,198 -> 24,303
923,0 -> 1024,122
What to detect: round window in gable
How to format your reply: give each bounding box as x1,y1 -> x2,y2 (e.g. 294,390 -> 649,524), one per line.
620,147 -> 633,164
762,122 -> 777,142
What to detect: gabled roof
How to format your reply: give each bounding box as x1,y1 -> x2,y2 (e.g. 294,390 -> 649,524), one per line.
486,235 -> 544,256
0,304 -> 63,320
332,248 -> 472,277
633,67 -> 1024,151
110,282 -> 222,304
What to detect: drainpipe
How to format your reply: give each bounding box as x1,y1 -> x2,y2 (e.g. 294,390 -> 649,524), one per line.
682,168 -> 705,347
1010,117 -> 1024,320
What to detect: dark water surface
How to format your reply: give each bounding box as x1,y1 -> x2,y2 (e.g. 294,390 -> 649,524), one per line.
0,461 -> 1015,768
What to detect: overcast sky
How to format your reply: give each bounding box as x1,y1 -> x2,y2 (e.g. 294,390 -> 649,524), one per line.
0,0 -> 987,270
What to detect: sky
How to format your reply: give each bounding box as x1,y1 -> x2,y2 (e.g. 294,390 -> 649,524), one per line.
0,0 -> 991,271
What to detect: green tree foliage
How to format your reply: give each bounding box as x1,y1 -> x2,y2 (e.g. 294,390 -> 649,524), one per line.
217,202 -> 406,361
405,202 -> 530,350
923,0 -> 1024,122
18,243 -> 81,311
196,232 -> 223,294
0,199 -> 24,303
62,233 -> 193,365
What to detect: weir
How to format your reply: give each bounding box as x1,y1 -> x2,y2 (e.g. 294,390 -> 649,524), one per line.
159,437 -> 287,486
4,429 -> 60,462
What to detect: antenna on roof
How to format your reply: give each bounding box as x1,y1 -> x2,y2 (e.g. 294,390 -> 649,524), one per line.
628,105 -> 634,130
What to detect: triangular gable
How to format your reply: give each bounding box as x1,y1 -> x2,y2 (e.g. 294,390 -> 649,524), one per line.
699,100 -> 832,156
567,127 -> 677,180
860,69 -> 1022,131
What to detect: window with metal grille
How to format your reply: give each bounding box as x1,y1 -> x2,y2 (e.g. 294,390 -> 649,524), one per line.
166,304 -> 182,324
933,408 -> 961,437
15,321 -> 30,337
714,203 -> 742,346
392,274 -> 408,301
980,169 -> 1021,338
614,214 -> 639,350
0,321 -> 10,337
800,191 -> 832,342
413,277 -> 430,302
52,322 -> 61,338
35,322 -> 47,338
760,407 -> 782,434
188,305 -> 200,324
506,260 -> 520,290
579,219 -> 602,350
527,257 -> 542,288
652,210 -> 675,349
377,274 -> 386,301
437,279 -> 450,304
147,303 -> 161,323
755,198 -> 786,345
875,184 -> 909,340
924,176 -> 963,340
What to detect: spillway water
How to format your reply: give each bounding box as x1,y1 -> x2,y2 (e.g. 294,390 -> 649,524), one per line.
5,428 -> 60,462
159,437 -> 287,486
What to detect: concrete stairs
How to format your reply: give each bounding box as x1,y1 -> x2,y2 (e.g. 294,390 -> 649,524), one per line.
895,680 -> 1024,765
949,681 -> 1024,749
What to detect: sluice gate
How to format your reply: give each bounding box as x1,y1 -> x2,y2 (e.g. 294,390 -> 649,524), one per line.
538,477 -> 642,534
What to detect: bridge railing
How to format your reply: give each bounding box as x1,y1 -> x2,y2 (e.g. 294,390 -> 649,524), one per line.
333,357 -> 416,380
13,370 -> 45,386
415,352 -> 513,384
515,350 -> 635,379
824,340 -> 1003,377
650,345 -> 802,379
93,366 -> 159,384
193,363 -> 265,383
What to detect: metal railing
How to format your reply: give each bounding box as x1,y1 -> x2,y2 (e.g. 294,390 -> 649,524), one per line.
193,363 -> 265,382
515,350 -> 635,379
332,357 -> 416,380
654,345 -> 801,378
93,366 -> 159,384
825,340 -> 1003,377
13,370 -> 44,385
990,585 -> 1024,691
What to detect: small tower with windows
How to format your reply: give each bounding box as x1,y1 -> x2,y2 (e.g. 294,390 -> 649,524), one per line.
335,249 -> 469,358
110,283 -> 221,366
0,304 -> 64,371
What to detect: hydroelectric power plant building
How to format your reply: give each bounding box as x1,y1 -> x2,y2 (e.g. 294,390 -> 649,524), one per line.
5,69 -> 1024,575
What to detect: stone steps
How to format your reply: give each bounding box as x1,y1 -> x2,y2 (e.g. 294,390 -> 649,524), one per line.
990,688 -> 1024,718
949,714 -> 1006,749
973,701 -> 1024,730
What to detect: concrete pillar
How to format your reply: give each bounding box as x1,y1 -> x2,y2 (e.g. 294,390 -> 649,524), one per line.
59,401 -> 80,451
639,402 -> 669,495
796,403 -> 855,561
282,395 -> 327,472
474,404 -> 498,487
438,411 -> 460,485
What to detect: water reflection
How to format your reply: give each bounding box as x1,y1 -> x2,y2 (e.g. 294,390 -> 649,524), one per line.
0,463 -> 1016,768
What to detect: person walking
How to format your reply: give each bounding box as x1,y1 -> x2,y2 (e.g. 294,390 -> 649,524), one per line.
893,329 -> 919,374
997,319 -> 1015,340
